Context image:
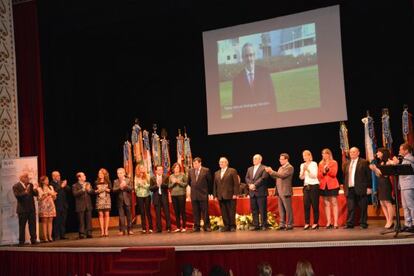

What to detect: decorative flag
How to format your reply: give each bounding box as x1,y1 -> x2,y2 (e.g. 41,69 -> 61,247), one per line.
176,129 -> 185,172
183,129 -> 193,174
339,121 -> 350,172
402,105 -> 414,147
151,125 -> 162,169
131,120 -> 144,165
361,111 -> 378,207
381,108 -> 393,152
123,140 -> 133,177
142,130 -> 153,176
160,129 -> 171,175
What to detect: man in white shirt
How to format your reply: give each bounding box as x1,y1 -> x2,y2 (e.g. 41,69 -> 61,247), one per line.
343,147 -> 372,229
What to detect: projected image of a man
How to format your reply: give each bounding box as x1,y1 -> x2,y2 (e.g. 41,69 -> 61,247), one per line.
231,43 -> 276,118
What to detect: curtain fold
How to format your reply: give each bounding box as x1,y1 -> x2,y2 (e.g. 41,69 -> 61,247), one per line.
13,0 -> 46,175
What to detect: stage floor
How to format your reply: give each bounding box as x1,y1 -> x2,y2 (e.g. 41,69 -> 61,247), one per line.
2,220 -> 414,252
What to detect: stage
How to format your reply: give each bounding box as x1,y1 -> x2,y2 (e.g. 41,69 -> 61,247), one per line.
1,220 -> 414,275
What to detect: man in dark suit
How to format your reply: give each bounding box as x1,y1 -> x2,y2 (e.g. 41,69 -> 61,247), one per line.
232,42 -> 276,119
12,173 -> 39,245
343,147 -> 372,229
213,157 -> 240,232
50,171 -> 70,240
150,165 -> 171,233
112,168 -> 133,235
72,172 -> 94,238
188,157 -> 212,232
266,153 -> 295,230
245,154 -> 270,230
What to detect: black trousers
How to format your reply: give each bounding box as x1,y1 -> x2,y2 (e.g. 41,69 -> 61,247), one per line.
53,208 -> 67,239
192,199 -> 210,230
172,195 -> 186,229
154,199 -> 171,231
137,196 -> 152,231
18,212 -> 36,243
346,188 -> 368,227
303,184 -> 320,225
219,199 -> 236,230
77,210 -> 92,236
118,203 -> 133,232
250,195 -> 268,228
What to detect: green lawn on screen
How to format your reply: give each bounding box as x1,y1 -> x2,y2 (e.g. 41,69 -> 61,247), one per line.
219,65 -> 321,118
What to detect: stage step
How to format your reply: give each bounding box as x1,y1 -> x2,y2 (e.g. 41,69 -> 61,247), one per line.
104,247 -> 175,276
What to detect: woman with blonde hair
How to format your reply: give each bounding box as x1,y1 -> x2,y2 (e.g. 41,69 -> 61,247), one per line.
38,175 -> 57,242
135,165 -> 153,233
95,168 -> 112,237
318,148 -> 340,229
299,150 -> 320,230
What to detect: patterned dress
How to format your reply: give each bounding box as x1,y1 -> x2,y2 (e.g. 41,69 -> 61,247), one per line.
95,182 -> 111,211
38,186 -> 57,218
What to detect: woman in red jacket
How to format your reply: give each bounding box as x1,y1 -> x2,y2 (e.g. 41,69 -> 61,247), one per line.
318,148 -> 340,229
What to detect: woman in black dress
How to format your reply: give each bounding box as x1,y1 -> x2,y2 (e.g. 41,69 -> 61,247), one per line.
369,148 -> 394,229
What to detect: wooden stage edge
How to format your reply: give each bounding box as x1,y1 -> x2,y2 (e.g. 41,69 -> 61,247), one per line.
1,220 -> 414,253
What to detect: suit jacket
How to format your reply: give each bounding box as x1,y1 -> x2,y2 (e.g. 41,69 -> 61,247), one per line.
112,178 -> 133,206
12,182 -> 38,214
149,175 -> 169,206
72,182 -> 94,212
232,65 -> 276,118
245,164 -> 269,197
317,160 -> 340,190
343,158 -> 372,196
270,163 -> 294,196
188,167 -> 212,201
213,167 -> 240,200
50,180 -> 70,211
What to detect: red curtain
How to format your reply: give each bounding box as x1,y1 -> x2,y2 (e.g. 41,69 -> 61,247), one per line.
13,0 -> 46,175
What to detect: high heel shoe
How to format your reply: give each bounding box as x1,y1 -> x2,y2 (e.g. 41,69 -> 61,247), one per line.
333,225 -> 339,229
385,223 -> 395,229
311,224 -> 319,230
303,224 -> 310,230
326,224 -> 333,229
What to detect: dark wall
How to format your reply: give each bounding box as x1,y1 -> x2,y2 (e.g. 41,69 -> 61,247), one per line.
37,0 -> 414,229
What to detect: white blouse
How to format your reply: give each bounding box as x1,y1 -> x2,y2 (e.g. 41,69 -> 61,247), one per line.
300,161 -> 320,185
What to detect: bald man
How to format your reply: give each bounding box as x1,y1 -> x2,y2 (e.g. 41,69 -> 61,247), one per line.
245,154 -> 270,230
343,147 -> 372,229
214,157 -> 240,232
13,173 -> 39,245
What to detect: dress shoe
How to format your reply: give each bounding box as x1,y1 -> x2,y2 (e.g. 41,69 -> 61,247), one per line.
230,227 -> 236,232
285,226 -> 294,231
173,229 -> 181,233
343,225 -> 354,229
360,224 -> 368,229
251,227 -> 261,231
277,226 -> 286,231
219,227 -> 229,232
167,229 -> 171,233
118,231 -> 125,236
303,224 -> 310,230
203,228 -> 211,232
148,229 -> 153,233
60,236 -> 68,240
78,235 -> 85,239
311,224 -> 319,230
128,231 -> 134,235
181,228 -> 187,233
86,235 -> 93,238
192,228 -> 201,232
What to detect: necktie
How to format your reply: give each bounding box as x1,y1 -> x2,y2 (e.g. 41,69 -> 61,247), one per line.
196,169 -> 200,181
157,176 -> 162,195
349,160 -> 355,187
248,72 -> 254,86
